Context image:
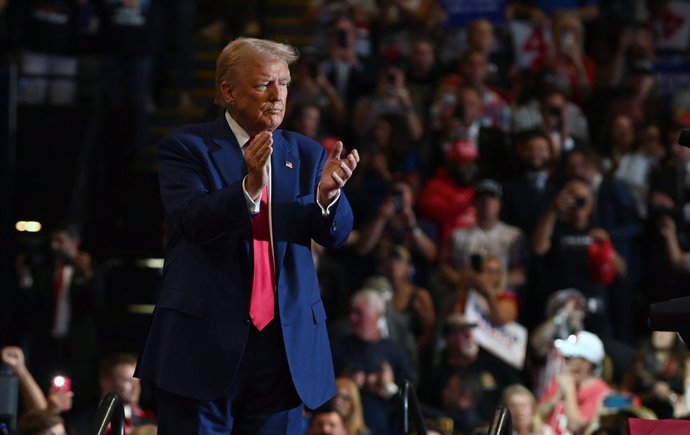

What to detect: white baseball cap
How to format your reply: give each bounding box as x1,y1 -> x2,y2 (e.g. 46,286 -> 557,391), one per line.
554,330 -> 605,365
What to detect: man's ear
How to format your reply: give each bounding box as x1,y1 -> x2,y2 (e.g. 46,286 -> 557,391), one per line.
220,81 -> 234,105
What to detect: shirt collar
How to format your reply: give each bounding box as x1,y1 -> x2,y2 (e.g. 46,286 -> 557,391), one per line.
224,111 -> 251,148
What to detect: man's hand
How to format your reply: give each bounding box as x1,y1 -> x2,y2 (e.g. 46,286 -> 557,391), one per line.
1,346 -> 26,372
244,131 -> 273,200
47,390 -> 74,414
318,141 -> 359,206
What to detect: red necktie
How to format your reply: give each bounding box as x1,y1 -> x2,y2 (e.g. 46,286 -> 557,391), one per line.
249,186 -> 275,330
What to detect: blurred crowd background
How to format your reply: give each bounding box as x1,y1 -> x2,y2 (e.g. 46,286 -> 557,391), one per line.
2,0 -> 690,434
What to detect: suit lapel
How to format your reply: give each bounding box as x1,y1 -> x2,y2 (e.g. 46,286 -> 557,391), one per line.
271,131 -> 299,283
208,116 -> 247,186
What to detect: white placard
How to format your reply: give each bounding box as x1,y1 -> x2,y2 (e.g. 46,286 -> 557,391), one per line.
465,290 -> 528,369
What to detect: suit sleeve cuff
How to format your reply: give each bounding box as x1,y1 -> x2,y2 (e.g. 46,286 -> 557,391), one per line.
243,176 -> 262,214
316,183 -> 340,217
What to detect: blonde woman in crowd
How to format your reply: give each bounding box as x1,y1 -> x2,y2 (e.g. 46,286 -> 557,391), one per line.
503,384 -> 554,435
332,377 -> 371,435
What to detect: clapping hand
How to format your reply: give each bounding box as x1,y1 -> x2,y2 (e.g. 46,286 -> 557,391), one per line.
318,141 -> 359,206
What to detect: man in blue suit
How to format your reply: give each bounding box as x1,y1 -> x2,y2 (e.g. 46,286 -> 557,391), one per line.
135,37 -> 360,434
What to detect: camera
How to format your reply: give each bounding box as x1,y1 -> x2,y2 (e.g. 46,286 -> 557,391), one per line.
390,191 -> 404,213
548,106 -> 562,118
573,196 -> 586,209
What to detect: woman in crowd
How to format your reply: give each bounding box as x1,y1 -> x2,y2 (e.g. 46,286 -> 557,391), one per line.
332,377 -> 371,435
538,330 -> 612,435
503,384 -> 554,435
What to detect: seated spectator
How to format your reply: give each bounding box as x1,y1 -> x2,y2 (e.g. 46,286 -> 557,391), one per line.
16,410 -> 67,435
419,314 -> 522,423
503,384 -> 554,435
72,353 -> 155,435
538,330 -> 612,435
622,331 -> 690,419
332,377 -> 371,435
307,404 -> 349,435
330,289 -> 414,435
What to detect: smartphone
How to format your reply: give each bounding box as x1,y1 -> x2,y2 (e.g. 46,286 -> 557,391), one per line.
470,254 -> 483,272
337,29 -> 348,48
50,375 -> 72,394
391,191 -> 404,212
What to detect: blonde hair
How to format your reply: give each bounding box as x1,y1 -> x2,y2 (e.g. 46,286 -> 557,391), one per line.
502,384 -> 546,433
335,377 -> 370,435
214,37 -> 299,104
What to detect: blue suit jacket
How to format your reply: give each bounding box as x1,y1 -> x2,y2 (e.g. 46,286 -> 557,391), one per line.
134,116 -> 353,409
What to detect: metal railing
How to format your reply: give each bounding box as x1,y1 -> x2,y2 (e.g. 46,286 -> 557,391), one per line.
487,406 -> 512,435
400,380 -> 428,435
90,392 -> 125,435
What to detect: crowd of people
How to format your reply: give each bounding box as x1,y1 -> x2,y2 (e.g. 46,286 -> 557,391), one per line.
3,0 -> 690,434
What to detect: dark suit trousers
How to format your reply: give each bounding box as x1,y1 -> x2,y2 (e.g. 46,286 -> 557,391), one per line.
156,316 -> 304,435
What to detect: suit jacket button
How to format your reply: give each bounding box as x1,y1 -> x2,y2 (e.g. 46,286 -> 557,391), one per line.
245,318 -> 250,324
331,223 -> 336,231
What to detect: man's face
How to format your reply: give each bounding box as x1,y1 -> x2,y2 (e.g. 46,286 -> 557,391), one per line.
349,299 -> 381,341
474,194 -> 501,222
50,231 -> 78,262
223,59 -> 290,136
308,412 -> 348,435
445,329 -> 479,360
461,52 -> 488,86
523,137 -> 550,170
410,41 -> 434,74
100,363 -> 140,405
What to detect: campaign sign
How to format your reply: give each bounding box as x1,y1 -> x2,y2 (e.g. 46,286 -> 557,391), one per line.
441,0 -> 506,28
510,20 -> 552,69
465,290 -> 528,369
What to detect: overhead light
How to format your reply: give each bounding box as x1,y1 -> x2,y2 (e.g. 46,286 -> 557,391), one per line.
15,221 -> 42,232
